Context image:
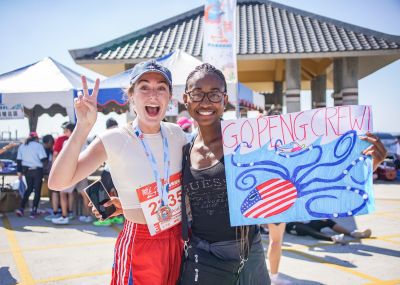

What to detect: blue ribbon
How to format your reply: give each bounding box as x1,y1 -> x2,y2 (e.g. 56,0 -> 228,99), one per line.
132,120 -> 170,207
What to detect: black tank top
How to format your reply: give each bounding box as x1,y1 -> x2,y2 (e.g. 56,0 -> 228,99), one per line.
182,147 -> 238,242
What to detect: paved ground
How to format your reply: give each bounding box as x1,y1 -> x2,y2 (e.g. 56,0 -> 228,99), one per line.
1,179 -> 399,285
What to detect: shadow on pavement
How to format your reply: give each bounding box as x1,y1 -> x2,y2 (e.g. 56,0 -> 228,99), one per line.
3,214 -> 120,238
2,199 -> 121,238
307,241 -> 400,258
0,266 -> 17,285
373,179 -> 400,185
280,273 -> 325,285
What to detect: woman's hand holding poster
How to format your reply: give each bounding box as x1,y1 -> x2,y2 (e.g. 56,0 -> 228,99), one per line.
222,105 -> 374,225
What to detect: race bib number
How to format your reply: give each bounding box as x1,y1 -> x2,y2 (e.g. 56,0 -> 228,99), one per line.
137,172 -> 182,236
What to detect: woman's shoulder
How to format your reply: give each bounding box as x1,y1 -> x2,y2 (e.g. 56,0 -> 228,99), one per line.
98,125 -> 132,142
163,122 -> 189,147
162,121 -> 182,132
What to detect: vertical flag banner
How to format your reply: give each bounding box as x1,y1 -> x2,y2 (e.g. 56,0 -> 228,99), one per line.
222,105 -> 375,226
203,0 -> 238,85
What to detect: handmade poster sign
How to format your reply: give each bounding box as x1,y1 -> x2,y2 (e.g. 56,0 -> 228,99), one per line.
222,105 -> 374,226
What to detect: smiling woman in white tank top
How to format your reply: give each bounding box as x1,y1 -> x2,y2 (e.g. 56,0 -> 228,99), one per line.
48,60 -> 187,285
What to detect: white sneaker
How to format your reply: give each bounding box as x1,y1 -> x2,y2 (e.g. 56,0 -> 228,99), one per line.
331,233 -> 345,244
270,274 -> 291,285
351,229 -> 371,238
52,216 -> 69,225
79,216 -> 94,223
68,212 -> 75,220
84,216 -> 94,223
45,213 -> 61,221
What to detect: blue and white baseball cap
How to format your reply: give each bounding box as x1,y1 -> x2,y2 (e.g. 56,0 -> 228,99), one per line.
129,60 -> 172,88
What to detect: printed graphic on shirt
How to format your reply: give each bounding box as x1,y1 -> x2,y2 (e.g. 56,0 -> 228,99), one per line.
184,177 -> 228,216
137,171 -> 182,236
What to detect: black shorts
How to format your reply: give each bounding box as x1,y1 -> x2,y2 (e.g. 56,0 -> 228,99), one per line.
308,220 -> 336,231
286,220 -> 336,235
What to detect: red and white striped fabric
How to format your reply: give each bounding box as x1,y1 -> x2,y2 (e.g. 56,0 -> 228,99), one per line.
244,178 -> 297,218
110,221 -> 182,285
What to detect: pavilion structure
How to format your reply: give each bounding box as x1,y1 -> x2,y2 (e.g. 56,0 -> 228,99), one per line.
70,0 -> 400,113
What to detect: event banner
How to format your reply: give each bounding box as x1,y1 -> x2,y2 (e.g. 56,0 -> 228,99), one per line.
0,103 -> 24,120
222,105 -> 375,225
203,0 -> 237,83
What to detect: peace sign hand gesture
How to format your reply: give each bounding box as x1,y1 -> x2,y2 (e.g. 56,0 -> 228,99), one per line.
74,76 -> 100,129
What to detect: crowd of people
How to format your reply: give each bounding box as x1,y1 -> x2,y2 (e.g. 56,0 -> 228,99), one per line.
10,119 -> 124,227
2,60 -> 387,285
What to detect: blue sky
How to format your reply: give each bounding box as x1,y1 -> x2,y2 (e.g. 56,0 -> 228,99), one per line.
0,0 -> 399,137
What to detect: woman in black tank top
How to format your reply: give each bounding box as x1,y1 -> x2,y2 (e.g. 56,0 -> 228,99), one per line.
180,63 -> 270,285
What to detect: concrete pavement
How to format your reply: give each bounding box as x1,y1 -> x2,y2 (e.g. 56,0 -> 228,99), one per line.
1,180 -> 399,285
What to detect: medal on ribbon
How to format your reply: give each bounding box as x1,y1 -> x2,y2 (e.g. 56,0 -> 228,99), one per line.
157,205 -> 172,222
133,120 -> 171,220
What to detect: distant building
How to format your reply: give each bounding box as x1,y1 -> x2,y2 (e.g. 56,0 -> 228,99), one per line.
70,0 -> 400,113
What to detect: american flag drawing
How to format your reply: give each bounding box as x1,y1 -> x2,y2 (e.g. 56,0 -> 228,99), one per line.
241,178 -> 297,218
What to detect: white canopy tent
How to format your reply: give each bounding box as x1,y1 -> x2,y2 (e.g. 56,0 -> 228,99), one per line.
97,50 -> 265,115
159,50 -> 265,110
158,49 -> 203,102
0,57 -> 93,131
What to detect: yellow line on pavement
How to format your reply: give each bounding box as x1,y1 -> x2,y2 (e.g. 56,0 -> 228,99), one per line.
2,215 -> 35,285
374,234 -> 400,239
35,270 -> 111,284
284,248 -> 383,283
373,237 -> 400,245
363,279 -> 400,285
278,234 -> 400,250
374,198 -> 400,203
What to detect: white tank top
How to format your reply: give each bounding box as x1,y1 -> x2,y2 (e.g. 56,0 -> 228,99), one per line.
99,121 -> 187,210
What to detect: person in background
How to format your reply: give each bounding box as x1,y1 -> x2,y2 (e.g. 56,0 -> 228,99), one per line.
51,123 -> 79,225
177,116 -> 194,142
41,135 -> 55,213
15,132 -> 47,218
45,123 -> 71,221
265,223 -> 291,285
105,117 -> 118,130
76,179 -> 92,223
93,117 -> 124,226
395,137 -> 400,169
285,219 -> 372,244
42,135 -> 54,175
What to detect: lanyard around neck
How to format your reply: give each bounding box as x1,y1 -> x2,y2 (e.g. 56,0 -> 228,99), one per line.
132,120 -> 170,206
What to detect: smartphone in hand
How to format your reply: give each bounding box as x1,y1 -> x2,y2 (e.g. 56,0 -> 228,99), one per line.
83,179 -> 116,220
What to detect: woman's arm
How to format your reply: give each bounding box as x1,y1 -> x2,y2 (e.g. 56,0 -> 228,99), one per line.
0,142 -> 18,155
48,76 -> 102,190
49,135 -> 106,190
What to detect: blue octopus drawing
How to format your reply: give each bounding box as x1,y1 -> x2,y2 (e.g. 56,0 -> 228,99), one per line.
225,130 -> 374,225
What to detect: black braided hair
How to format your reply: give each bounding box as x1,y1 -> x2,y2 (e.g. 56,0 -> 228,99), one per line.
185,63 -> 227,92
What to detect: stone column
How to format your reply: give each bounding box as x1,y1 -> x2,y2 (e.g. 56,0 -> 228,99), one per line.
284,59 -> 301,113
341,57 -> 359,105
273,81 -> 283,111
311,74 -> 327,108
332,58 -> 343,106
332,57 -> 359,106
